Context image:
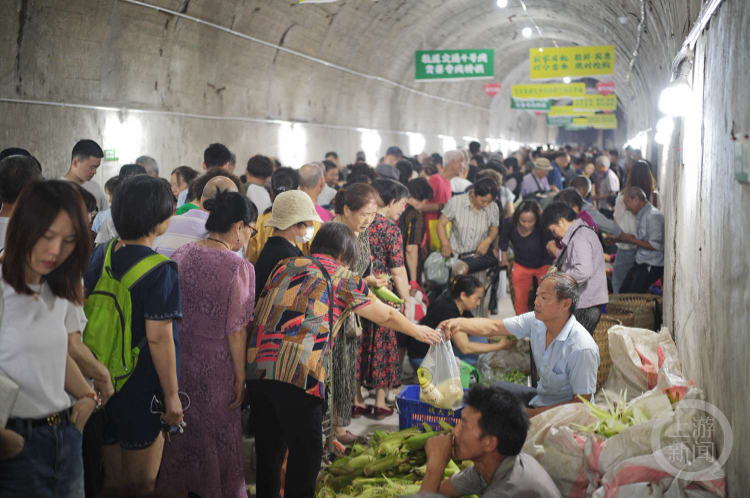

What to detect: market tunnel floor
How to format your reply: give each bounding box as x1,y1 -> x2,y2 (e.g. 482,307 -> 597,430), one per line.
241,292 -> 517,491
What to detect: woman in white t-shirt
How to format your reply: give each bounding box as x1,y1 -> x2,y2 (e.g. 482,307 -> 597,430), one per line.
0,180 -> 100,497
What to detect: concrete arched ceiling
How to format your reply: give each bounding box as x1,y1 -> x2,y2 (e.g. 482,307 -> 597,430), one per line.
0,0 -> 700,172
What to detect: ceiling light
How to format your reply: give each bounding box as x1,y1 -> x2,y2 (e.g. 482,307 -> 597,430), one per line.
522,27 -> 533,38
563,77 -> 571,84
496,0 -> 508,8
538,48 -> 544,53
658,73 -> 692,117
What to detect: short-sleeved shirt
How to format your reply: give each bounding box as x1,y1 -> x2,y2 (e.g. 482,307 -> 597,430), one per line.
520,173 -> 550,197
0,272 -> 86,418
247,255 -> 373,399
368,213 -> 405,275
84,243 -> 183,391
498,220 -> 553,270
153,210 -> 209,258
594,169 -> 620,208
547,163 -> 564,191
318,184 -> 337,207
81,180 -> 109,212
450,452 -> 562,498
177,188 -> 188,208
94,216 -> 118,244
92,209 -> 111,233
441,194 -> 500,254
399,205 -> 426,250
635,202 -> 665,267
424,174 -> 453,245
245,183 -> 272,215
503,312 -> 599,407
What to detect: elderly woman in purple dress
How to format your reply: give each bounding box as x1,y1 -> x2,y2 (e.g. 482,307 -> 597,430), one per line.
158,191 -> 258,498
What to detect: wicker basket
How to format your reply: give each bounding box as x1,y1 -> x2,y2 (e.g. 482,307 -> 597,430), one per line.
594,316 -> 621,392
607,294 -> 659,330
603,309 -> 635,327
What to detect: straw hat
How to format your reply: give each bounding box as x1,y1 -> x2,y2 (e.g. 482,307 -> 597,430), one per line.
533,157 -> 553,171
266,190 -> 323,230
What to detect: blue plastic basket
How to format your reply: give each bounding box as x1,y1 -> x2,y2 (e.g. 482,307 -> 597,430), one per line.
396,385 -> 465,431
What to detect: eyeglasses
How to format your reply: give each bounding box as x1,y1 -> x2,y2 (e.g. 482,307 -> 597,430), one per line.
248,225 -> 259,239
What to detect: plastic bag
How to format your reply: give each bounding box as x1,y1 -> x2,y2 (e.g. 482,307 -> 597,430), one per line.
417,334 -> 463,410
424,252 -> 452,285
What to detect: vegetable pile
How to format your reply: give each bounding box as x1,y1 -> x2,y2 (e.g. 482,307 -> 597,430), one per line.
316,422 -> 476,497
573,389 -> 671,438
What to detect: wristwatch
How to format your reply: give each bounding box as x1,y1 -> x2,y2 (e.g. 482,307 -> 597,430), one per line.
83,392 -> 102,411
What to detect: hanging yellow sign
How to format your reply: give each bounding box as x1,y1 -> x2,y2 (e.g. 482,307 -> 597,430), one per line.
549,106 -> 596,117
511,83 -> 586,100
572,94 -> 617,111
530,46 -> 615,80
573,114 -> 618,129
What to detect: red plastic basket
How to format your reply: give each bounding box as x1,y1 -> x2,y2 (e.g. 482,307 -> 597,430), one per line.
396,385 -> 465,431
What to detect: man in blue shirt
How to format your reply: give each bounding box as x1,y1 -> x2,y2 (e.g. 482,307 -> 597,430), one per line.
440,273 -> 599,418
615,186 -> 665,293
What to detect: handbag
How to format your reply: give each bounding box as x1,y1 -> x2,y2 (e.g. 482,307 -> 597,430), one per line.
458,250 -> 501,274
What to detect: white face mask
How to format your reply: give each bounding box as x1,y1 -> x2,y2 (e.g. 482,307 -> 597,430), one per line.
295,225 -> 315,243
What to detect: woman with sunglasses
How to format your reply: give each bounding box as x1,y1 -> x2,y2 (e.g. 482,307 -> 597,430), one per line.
158,191 -> 258,498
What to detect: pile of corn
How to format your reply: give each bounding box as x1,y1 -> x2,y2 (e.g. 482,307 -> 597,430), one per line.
316,422 -> 477,497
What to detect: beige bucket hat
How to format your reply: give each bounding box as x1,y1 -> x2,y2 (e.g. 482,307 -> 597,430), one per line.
266,190 -> 323,230
533,157 -> 553,171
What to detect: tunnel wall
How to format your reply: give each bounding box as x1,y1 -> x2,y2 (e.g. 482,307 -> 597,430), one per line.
661,1 -> 750,495
0,0 -> 491,181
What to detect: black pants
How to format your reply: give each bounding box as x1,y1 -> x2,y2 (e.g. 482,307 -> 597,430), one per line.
574,306 -> 602,335
247,380 -> 324,498
491,380 -> 538,408
621,263 -> 664,294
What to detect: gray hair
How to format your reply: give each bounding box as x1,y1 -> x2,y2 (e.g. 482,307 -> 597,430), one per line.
569,175 -> 592,196
299,162 -> 324,189
135,155 -> 159,176
541,272 -> 580,314
229,152 -> 237,166
443,150 -> 464,165
625,186 -> 647,201
595,155 -> 611,168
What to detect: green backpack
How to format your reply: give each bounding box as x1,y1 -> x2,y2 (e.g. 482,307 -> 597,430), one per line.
83,240 -> 176,393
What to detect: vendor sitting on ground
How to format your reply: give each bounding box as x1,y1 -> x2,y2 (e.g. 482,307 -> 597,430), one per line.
406,276 -> 512,370
440,273 -> 599,418
416,384 -> 561,497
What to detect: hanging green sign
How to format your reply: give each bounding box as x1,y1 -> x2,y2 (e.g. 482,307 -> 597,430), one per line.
511,98 -> 551,111
546,115 -> 573,127
104,149 -> 118,161
415,49 -> 494,81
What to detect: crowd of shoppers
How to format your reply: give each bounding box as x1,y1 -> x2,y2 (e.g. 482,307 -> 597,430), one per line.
0,135 -> 660,497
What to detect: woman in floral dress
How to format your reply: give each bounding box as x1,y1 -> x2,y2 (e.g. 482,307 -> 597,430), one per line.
357,179 -> 411,419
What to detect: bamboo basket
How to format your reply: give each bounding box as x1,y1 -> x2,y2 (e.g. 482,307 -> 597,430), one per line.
607,294 -> 659,330
594,316 -> 621,392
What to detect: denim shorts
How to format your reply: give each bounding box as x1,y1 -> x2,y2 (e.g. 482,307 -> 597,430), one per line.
102,385 -> 163,450
0,419 -> 84,498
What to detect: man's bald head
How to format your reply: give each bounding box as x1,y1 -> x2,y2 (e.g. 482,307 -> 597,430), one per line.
299,163 -> 325,193
201,176 -> 239,208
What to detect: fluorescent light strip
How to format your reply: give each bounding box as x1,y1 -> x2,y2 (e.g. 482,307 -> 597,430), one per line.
120,0 -> 489,113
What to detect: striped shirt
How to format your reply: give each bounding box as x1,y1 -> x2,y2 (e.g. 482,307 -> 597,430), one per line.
153,210 -> 209,258
441,193 -> 500,254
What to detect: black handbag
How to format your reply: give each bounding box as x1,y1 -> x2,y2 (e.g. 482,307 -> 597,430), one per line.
458,251 -> 501,274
